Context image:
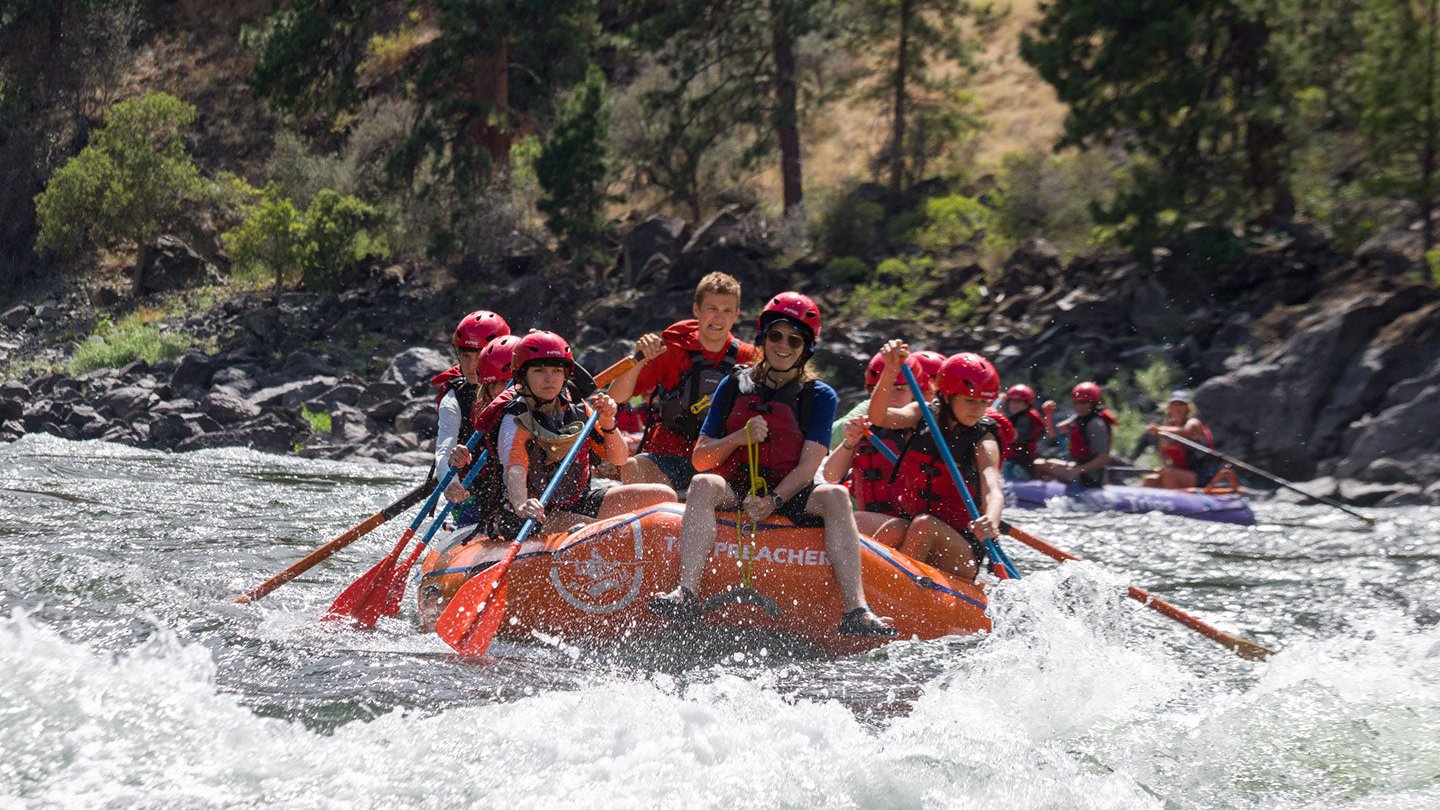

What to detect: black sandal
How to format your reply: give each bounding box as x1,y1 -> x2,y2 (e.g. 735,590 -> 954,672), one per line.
838,606 -> 898,638
647,587 -> 702,623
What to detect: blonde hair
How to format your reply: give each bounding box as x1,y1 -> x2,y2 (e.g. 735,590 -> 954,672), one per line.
694,271 -> 742,306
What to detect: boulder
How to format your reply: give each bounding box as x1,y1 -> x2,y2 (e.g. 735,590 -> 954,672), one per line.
242,306 -> 283,347
210,367 -> 257,395
1354,227 -> 1424,276
394,399 -> 438,442
134,235 -> 219,295
998,239 -> 1062,296
278,350 -> 337,381
329,403 -> 374,444
64,404 -> 106,439
98,386 -> 157,420
170,352 -> 216,390
1,304 -> 32,330
302,383 -> 363,410
149,413 -> 199,446
0,394 -> 21,422
203,390 -> 262,425
246,377 -> 338,411
1,420 -> 22,440
380,348 -> 450,390
357,380 -> 409,422
623,216 -> 687,286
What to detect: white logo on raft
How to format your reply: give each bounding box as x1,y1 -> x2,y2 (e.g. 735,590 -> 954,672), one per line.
662,536 -> 831,566
549,517 -> 646,614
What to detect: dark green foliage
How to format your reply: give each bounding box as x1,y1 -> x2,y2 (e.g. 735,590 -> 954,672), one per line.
819,196 -> 885,257
1020,0 -> 1297,250
536,65 -> 610,244
223,183 -> 389,293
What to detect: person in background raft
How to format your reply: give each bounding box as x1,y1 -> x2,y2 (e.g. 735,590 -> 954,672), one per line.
822,353 -> 927,546
1000,384 -> 1053,481
610,272 -> 761,492
647,292 -> 897,638
493,331 -> 675,538
1033,381 -> 1115,488
429,310 -> 510,525
1143,390 -> 1222,489
867,343 -> 1008,579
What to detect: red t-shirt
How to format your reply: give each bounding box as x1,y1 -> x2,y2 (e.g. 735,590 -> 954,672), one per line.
634,320 -> 760,457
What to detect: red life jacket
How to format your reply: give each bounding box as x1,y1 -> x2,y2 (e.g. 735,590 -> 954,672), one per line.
652,341 -> 740,442
713,371 -> 814,490
1069,408 -> 1117,464
1004,408 -> 1046,463
893,412 -> 1004,530
848,426 -> 909,515
1161,422 -> 1215,470
430,365 -> 464,406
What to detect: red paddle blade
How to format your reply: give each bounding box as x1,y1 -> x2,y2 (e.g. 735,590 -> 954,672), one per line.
435,545 -> 518,655
374,543 -> 429,620
323,531 -> 414,627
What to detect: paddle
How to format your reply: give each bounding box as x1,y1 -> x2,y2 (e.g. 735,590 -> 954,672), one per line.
235,472 -> 435,604
1000,521 -> 1275,660
324,429 -> 485,626
1161,431 -> 1376,525
899,363 -> 1021,579
436,406 -> 603,655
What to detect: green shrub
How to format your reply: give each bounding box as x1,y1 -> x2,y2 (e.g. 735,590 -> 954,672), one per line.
35,93 -> 206,257
68,314 -> 198,374
826,256 -> 869,283
842,256 -> 933,320
222,184 -> 388,293
536,65 -> 610,245
300,404 -> 332,434
992,150 -> 1120,258
914,194 -> 995,253
1426,248 -> 1440,285
298,189 -> 388,291
819,195 -> 884,257
945,283 -> 985,323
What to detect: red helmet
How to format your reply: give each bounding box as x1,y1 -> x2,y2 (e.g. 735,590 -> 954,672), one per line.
1072,381 -> 1103,403
757,291 -> 822,347
511,330 -> 574,380
477,334 -> 522,385
937,352 -> 1001,400
865,352 -> 924,390
911,350 -> 946,386
452,310 -> 510,350
1006,384 -> 1036,404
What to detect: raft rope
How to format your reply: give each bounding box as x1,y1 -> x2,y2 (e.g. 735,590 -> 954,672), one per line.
737,421 -> 768,590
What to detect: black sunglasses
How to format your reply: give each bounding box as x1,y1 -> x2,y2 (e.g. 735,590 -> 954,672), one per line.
765,330 -> 806,349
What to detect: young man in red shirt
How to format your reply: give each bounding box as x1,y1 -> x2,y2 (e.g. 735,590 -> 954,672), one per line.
610,272 -> 762,491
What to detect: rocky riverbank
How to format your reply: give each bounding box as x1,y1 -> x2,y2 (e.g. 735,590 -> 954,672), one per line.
2,209 -> 1438,506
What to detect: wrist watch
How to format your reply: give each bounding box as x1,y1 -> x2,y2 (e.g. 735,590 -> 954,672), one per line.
771,493 -> 784,510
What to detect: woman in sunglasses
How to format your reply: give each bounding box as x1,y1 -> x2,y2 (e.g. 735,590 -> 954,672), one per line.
647,292 -> 897,638
866,341 -> 1007,580
429,310 -> 510,525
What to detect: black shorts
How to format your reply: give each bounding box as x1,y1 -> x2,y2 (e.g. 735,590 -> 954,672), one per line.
491,485 -> 607,540
723,479 -> 824,528
1077,468 -> 1106,488
640,452 -> 699,491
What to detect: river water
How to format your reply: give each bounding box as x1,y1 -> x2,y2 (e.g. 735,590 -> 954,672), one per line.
1,433 -> 1437,809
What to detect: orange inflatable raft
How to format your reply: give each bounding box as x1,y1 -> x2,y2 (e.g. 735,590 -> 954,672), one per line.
417,503 -> 991,655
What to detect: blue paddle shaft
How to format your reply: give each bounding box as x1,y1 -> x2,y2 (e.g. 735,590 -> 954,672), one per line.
406,429 -> 485,534
899,363 -> 1019,579
511,407 -> 604,547
414,447 -> 491,549
865,432 -> 900,464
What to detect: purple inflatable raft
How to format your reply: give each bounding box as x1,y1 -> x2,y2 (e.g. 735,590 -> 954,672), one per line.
1002,480 -> 1256,525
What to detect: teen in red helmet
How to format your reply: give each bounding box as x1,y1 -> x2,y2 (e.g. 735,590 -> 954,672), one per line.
1001,383 -> 1054,480
488,330 -> 675,539
1142,390 -> 1221,489
1034,381 -> 1115,487
428,311 -> 511,524
865,342 -> 1008,579
609,272 -> 761,491
648,292 -> 896,638
823,352 -> 924,543
911,350 -> 946,397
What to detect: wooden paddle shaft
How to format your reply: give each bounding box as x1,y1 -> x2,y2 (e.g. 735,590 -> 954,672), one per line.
235,476 -> 433,604
1000,521 -> 1275,661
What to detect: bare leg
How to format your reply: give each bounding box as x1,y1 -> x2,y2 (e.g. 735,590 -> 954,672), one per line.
916,515 -> 980,579
599,483 -> 677,518
1141,471 -> 1162,488
855,511 -> 906,549
675,474 -> 737,592
621,455 -> 668,486
806,484 -> 868,612
1158,467 -> 1198,489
